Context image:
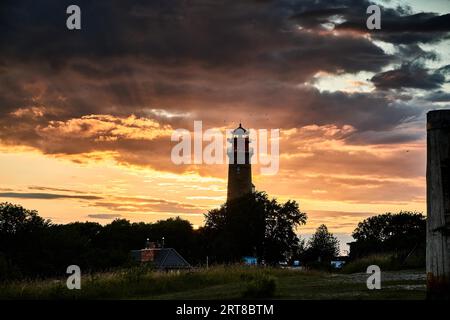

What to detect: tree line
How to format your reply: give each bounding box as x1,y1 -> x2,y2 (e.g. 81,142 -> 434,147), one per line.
0,193 -> 426,280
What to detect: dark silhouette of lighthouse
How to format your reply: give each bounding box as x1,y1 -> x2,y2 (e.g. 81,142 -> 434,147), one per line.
227,123 -> 254,201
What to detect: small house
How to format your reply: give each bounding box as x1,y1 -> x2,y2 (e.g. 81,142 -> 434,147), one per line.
131,241 -> 191,270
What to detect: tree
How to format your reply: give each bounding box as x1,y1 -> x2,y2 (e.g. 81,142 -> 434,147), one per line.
149,217 -> 196,259
0,202 -> 201,280
305,224 -> 339,264
0,202 -> 50,235
264,199 -> 307,263
350,211 -> 425,259
0,202 -> 52,278
203,192 -> 307,264
352,212 -> 425,243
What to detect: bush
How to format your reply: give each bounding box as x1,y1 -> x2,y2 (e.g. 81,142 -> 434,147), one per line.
342,250 -> 426,274
241,274 -> 277,298
342,254 -> 398,273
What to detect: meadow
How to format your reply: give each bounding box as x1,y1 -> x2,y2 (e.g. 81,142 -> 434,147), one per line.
0,265 -> 426,300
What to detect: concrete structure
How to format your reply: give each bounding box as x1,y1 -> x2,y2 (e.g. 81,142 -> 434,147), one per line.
427,110 -> 450,297
227,124 -> 254,201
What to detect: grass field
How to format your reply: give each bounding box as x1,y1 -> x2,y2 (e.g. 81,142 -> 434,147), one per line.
0,266 -> 426,300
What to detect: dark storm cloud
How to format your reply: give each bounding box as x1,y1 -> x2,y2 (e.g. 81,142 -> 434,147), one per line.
0,0 -> 391,132
266,87 -> 423,134
346,128 -> 425,145
371,63 -> 447,89
425,90 -> 450,102
339,12 -> 450,44
0,0 -> 448,174
1,0 -> 447,78
293,2 -> 450,44
396,44 -> 439,61
0,0 -> 283,65
0,0 -> 394,78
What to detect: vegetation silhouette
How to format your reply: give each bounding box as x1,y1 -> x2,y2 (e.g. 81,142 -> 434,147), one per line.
302,224 -> 340,268
202,191 -> 307,265
0,201 -> 426,281
349,211 -> 426,263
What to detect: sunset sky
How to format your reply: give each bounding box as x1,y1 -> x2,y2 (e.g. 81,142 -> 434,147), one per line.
1,0 -> 450,250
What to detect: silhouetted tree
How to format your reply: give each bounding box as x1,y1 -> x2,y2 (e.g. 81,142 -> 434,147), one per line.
0,202 -> 199,280
304,224 -> 339,264
203,192 -> 307,264
0,202 -> 50,235
0,202 -> 52,278
350,211 -> 425,260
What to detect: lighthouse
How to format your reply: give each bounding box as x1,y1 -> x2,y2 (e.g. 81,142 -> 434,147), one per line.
227,123 -> 254,201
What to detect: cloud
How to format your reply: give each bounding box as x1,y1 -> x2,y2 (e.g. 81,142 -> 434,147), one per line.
0,192 -> 102,200
0,1 -> 440,152
0,1 -> 394,119
252,122 -> 426,205
0,0 -> 446,221
38,114 -> 172,142
291,2 -> 450,35
87,214 -> 122,220
28,186 -> 93,194
0,187 -> 208,216
371,63 -> 446,89
300,209 -> 377,234
10,106 -> 46,119
425,90 -> 450,102
333,9 -> 450,44
92,195 -> 207,214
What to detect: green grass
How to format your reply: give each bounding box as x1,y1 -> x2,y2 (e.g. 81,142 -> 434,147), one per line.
0,266 -> 426,300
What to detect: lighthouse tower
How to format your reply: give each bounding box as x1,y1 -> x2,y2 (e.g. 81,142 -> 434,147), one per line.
227,123 -> 254,201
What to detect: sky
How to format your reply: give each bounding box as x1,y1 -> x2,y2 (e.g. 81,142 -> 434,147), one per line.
0,0 -> 449,250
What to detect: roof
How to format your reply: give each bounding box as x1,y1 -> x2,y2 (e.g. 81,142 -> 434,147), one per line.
153,248 -> 191,269
232,123 -> 247,136
131,247 -> 191,269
